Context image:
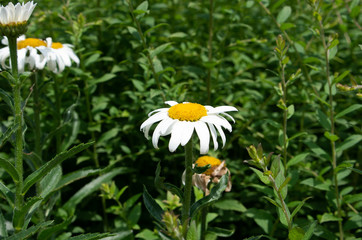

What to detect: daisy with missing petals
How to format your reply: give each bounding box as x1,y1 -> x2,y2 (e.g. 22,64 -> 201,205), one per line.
0,35 -> 46,72
38,37 -> 79,73
140,101 -> 238,154
0,1 -> 37,37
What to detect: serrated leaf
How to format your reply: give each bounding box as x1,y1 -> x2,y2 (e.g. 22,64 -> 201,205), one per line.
0,157 -> 19,183
63,167 -> 128,214
186,220 -> 197,240
190,173 -> 228,219
143,185 -> 164,222
7,221 -> 53,240
277,6 -> 292,24
0,123 -> 19,147
13,197 -> 43,231
38,218 -> 73,240
23,142 -> 94,195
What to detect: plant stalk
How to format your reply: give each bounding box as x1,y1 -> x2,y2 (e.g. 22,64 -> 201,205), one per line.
182,139 -> 193,238
318,19 -> 343,240
9,36 -> 24,223
200,206 -> 208,240
281,62 -> 288,171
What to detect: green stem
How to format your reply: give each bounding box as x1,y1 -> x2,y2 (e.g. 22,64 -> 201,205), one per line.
182,139 -> 193,238
9,36 -> 23,228
200,206 -> 208,240
127,0 -> 165,101
318,19 -> 343,240
281,63 -> 288,171
206,0 -> 214,105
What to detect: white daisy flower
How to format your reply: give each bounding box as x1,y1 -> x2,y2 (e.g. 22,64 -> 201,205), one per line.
38,37 -> 79,73
140,101 -> 238,154
0,1 -> 37,26
0,35 -> 46,72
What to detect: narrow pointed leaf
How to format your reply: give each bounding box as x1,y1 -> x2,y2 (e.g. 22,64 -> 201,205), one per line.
38,217 -> 73,240
0,123 -> 19,147
0,88 -> 14,111
291,197 -> 312,220
63,167 -> 128,214
0,182 -> 14,206
23,142 -> 94,194
208,227 -> 235,237
13,197 -> 42,230
143,185 -> 164,222
0,210 -> 7,237
190,173 -> 228,219
0,157 -> 19,183
186,220 -> 198,240
262,196 -> 281,208
68,233 -> 113,240
301,221 -> 317,240
7,221 -> 53,240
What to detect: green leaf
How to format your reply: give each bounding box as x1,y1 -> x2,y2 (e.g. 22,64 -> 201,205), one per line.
0,210 -> 7,237
280,22 -> 295,31
40,165 -> 62,198
89,73 -> 116,86
328,39 -> 339,50
324,131 -> 339,142
278,176 -> 291,194
335,104 -> 362,119
144,23 -> 169,36
262,196 -> 281,208
208,226 -> 235,237
250,168 -> 270,185
135,1 -> 148,12
7,221 -> 53,240
336,135 -> 362,154
186,220 -> 198,240
344,193 -> 362,204
190,173 -> 229,219
289,227 -> 305,240
245,208 -> 274,234
0,88 -> 14,112
349,167 -> 362,175
142,185 -> 164,222
277,6 -> 292,24
0,123 -> 19,147
127,26 -> 141,41
63,167 -> 128,214
333,70 -> 350,84
287,152 -> 310,167
287,132 -> 307,143
13,197 -> 43,231
0,182 -> 14,206
213,199 -> 247,212
23,142 -> 94,195
154,162 -> 183,200
38,218 -> 73,240
316,109 -> 331,131
291,197 -> 313,220
0,157 -> 19,183
150,42 -> 173,59
320,213 -> 342,223
271,156 -> 281,177
68,233 -> 113,240
128,202 -> 141,227
301,221 -> 317,240
287,104 -> 294,119
305,141 -> 331,161
193,163 -> 211,174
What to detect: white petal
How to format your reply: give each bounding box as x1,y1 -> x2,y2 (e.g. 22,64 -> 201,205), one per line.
201,115 -> 232,132
165,101 -> 178,106
207,123 -> 218,150
195,121 -> 210,154
220,112 -> 235,123
148,107 -> 168,117
151,118 -> 175,148
168,121 -> 184,152
208,106 -> 238,114
214,123 -> 226,148
180,122 -> 195,146
140,111 -> 167,131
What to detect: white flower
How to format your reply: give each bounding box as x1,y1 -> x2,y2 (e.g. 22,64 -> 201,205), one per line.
140,101 -> 238,154
0,1 -> 37,26
0,35 -> 46,72
38,37 -> 79,73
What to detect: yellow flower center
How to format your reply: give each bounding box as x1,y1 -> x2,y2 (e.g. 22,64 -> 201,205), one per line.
17,38 -> 46,49
51,42 -> 63,49
195,156 -> 222,175
168,103 -> 207,121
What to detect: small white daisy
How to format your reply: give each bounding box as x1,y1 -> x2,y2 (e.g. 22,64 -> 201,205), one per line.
140,101 -> 238,154
0,35 -> 46,72
38,37 -> 79,73
0,1 -> 37,26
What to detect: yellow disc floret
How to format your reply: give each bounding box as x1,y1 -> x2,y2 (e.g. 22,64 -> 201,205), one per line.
17,38 -> 46,49
195,156 -> 222,175
168,103 -> 207,121
51,42 -> 63,49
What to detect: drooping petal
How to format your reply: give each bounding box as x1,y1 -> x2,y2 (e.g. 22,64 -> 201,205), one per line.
201,115 -> 232,132
207,123 -> 218,150
168,121 -> 184,152
208,106 -> 238,114
214,123 -> 226,147
140,111 -> 167,131
180,121 -> 195,146
195,121 -> 210,154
